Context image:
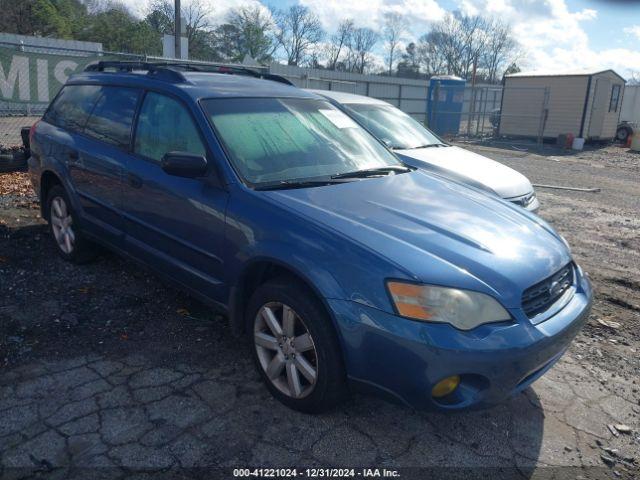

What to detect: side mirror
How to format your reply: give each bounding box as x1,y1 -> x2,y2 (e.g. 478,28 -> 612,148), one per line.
161,152 -> 208,178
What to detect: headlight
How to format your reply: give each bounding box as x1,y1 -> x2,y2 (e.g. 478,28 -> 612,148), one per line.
387,281 -> 511,330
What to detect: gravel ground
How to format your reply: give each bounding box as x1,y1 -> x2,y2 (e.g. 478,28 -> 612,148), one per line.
0,143 -> 639,479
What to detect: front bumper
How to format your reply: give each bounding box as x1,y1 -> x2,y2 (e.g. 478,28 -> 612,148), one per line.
329,268 -> 592,411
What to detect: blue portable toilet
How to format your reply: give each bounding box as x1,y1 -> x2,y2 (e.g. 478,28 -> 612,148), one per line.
427,75 -> 466,136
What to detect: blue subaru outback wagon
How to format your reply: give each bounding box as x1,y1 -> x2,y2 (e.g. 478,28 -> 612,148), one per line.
28,62 -> 592,413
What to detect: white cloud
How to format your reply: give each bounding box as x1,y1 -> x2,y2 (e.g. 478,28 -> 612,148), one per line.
624,25 -> 640,40
299,0 -> 445,31
458,0 -> 637,78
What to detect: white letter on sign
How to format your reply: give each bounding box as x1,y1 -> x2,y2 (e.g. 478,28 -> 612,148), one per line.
0,55 -> 30,101
54,60 -> 79,85
37,58 -> 49,102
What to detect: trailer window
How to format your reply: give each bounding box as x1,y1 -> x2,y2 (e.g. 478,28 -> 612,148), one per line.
609,85 -> 621,112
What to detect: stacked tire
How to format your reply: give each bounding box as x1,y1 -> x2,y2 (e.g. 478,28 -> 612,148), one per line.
0,127 -> 30,173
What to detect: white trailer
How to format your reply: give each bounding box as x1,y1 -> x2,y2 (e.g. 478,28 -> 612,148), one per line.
617,85 -> 640,141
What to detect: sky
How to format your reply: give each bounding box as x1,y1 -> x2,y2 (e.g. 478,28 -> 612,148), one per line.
121,0 -> 640,78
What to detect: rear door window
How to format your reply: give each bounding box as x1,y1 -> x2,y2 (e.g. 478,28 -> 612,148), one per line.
134,92 -> 206,163
44,85 -> 101,133
84,87 -> 141,148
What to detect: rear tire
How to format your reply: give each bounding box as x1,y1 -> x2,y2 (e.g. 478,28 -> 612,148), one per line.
46,185 -> 97,264
246,277 -> 348,413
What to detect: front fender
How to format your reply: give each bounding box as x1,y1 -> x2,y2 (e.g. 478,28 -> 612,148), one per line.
223,186 -> 412,333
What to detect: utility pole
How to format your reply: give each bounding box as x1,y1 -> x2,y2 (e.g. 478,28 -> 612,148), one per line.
174,0 -> 181,59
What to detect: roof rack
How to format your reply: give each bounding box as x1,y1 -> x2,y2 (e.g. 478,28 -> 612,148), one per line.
84,61 -> 294,86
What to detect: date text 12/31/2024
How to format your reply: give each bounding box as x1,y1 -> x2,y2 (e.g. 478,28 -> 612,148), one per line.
233,468 -> 400,478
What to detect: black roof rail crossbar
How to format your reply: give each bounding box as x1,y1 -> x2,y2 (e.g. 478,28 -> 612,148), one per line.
84,61 -> 294,86
84,61 -> 188,82
184,64 -> 294,86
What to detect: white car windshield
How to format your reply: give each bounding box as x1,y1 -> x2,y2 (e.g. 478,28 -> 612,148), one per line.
203,97 -> 402,187
345,103 -> 445,150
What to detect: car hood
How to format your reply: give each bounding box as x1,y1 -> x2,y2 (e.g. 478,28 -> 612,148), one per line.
264,170 -> 570,308
395,145 -> 533,199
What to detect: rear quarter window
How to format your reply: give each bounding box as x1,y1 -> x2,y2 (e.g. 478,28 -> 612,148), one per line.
44,85 -> 101,132
84,86 -> 140,148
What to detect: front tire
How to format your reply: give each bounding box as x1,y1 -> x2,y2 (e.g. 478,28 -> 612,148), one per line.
246,277 -> 348,413
46,185 -> 97,264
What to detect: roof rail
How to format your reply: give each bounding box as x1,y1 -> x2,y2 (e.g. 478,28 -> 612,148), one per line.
84,61 -> 294,86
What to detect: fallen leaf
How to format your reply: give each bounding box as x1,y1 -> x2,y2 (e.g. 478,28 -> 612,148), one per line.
120,333 -> 129,341
78,287 -> 90,294
177,308 -> 190,316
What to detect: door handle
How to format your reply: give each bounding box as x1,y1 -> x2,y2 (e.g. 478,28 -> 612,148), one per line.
68,150 -> 79,162
127,172 -> 143,188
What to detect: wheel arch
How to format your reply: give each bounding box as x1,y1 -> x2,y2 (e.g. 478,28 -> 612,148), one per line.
40,170 -> 63,220
228,257 -> 344,341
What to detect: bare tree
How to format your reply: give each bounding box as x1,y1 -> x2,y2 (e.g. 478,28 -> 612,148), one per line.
415,12 -> 519,82
383,12 -> 405,75
325,19 -> 354,70
225,6 -> 277,63
416,32 -> 447,76
480,19 -> 517,83
424,13 -> 464,76
627,71 -> 640,85
458,14 -> 488,80
274,5 -> 324,66
347,27 -> 378,73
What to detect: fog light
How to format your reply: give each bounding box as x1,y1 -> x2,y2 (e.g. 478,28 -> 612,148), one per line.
431,375 -> 460,398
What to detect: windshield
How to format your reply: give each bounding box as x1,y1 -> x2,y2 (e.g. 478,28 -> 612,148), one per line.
202,97 -> 400,186
345,103 -> 444,150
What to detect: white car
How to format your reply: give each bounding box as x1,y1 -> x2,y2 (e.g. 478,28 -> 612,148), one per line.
310,90 -> 539,212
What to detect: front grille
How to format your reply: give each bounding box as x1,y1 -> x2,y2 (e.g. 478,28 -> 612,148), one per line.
522,264 -> 574,318
510,192 -> 536,208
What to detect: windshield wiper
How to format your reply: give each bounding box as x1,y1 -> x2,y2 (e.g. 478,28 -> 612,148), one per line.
254,179 -> 351,191
330,165 -> 412,180
406,143 -> 448,149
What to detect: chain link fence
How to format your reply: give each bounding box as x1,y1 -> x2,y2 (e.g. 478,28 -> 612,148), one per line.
0,37 -> 551,154
0,39 -> 435,150
426,83 -> 550,144
0,41 -> 146,148
0,40 -> 263,148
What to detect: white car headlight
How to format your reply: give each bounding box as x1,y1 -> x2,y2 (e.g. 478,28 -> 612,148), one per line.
387,281 -> 511,330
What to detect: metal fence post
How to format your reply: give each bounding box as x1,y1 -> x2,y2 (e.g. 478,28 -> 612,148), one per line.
430,82 -> 440,129
536,87 -> 550,148
467,86 -> 476,137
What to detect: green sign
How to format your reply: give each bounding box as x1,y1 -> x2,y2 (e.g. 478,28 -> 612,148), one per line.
0,46 -> 112,104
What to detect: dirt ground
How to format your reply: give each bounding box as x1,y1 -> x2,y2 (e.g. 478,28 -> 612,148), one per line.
0,142 -> 639,479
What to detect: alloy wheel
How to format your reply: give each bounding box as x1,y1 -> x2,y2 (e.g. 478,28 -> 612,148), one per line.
50,196 -> 75,254
254,302 -> 318,399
